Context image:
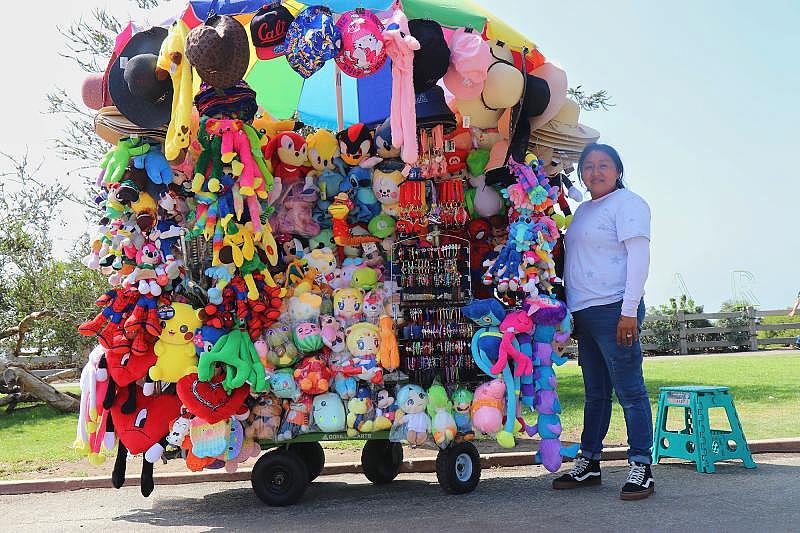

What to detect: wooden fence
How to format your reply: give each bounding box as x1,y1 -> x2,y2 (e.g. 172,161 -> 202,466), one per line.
639,308 -> 799,354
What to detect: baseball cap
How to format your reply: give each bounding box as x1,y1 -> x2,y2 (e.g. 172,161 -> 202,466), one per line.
250,3 -> 294,60
286,6 -> 342,79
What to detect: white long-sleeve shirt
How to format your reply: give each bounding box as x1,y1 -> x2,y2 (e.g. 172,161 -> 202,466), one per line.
564,188 -> 651,317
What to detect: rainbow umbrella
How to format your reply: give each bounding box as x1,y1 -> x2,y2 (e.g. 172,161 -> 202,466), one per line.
177,0 -> 546,130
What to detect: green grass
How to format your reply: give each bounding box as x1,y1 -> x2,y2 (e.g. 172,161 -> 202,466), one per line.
1,354 -> 798,478
549,353 -> 800,444
0,404 -> 82,478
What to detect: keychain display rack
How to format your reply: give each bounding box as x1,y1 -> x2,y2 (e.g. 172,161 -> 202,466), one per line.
391,234 -> 480,389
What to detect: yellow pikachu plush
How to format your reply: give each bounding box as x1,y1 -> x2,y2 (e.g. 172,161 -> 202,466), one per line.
150,302 -> 202,383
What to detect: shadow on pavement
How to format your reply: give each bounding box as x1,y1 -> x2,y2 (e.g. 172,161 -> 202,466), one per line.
111,459 -> 800,532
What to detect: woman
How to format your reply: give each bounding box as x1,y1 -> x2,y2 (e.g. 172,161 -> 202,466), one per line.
552,143 -> 654,500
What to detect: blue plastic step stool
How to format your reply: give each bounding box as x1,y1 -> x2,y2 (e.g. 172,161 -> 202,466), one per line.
652,386 -> 756,473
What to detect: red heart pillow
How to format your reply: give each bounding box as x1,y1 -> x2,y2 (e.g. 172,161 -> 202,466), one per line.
111,386 -> 182,455
106,337 -> 156,386
177,372 -> 250,424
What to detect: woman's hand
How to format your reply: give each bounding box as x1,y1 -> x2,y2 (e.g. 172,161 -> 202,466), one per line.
617,315 -> 638,347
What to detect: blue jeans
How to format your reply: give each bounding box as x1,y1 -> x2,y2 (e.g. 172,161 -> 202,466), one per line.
572,300 -> 652,464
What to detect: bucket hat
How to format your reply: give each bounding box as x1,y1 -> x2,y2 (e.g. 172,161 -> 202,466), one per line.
415,85 -> 456,131
408,18 -> 450,93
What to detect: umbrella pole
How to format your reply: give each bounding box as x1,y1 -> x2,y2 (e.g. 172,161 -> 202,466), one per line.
335,65 -> 344,131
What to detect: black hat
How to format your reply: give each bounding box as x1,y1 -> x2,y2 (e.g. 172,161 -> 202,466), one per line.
415,85 -> 456,132
408,19 -> 450,94
508,74 -> 551,162
486,73 -> 553,186
108,27 -> 172,129
250,3 -> 294,60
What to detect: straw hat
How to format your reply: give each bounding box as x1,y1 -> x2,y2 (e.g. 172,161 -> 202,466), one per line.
530,100 -> 599,155
94,106 -> 167,145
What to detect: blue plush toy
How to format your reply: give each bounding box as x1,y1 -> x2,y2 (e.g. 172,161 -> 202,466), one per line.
483,216 -> 538,293
461,298 -> 520,448
194,325 -> 227,357
341,167 -> 381,223
132,144 -> 174,185
313,168 -> 346,228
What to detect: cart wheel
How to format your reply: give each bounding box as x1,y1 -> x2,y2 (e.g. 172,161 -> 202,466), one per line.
436,441 -> 481,494
289,442 -> 325,481
251,449 -> 309,506
361,439 -> 403,484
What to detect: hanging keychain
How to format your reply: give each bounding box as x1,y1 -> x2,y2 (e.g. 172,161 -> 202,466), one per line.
418,128 -> 431,179
432,124 -> 446,177
453,179 -> 470,226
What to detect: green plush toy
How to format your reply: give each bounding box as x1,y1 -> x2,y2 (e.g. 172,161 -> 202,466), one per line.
242,123 -> 274,191
351,267 -> 378,291
101,138 -> 150,184
426,381 -> 457,448
192,117 -> 224,193
198,328 -> 268,393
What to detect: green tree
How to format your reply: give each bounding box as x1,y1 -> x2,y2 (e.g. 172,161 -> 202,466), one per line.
717,300 -> 752,350
0,153 -> 106,365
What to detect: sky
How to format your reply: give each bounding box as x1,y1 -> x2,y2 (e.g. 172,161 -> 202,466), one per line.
0,0 -> 798,311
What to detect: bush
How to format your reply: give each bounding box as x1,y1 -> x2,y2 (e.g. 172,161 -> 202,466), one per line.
757,315 -> 800,348
642,295 -> 713,354
717,301 -> 752,350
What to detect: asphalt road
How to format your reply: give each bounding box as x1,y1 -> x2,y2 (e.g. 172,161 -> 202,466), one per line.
2,454 -> 798,533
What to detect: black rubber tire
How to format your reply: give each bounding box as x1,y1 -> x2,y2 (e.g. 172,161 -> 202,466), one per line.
436,441 -> 481,494
251,449 -> 310,506
289,442 -> 325,481
361,439 -> 403,484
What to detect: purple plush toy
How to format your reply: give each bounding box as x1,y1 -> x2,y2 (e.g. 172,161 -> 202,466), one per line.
523,295 -> 577,472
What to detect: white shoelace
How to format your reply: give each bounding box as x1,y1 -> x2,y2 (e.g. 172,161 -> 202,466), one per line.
626,462 -> 647,485
569,457 -> 591,476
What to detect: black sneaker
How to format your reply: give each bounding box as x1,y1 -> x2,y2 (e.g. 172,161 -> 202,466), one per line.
552,456 -> 601,489
620,461 -> 655,500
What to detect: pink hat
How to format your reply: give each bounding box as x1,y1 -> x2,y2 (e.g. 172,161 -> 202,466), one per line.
81,72 -> 105,110
335,10 -> 387,78
529,62 -> 568,132
442,28 -> 491,100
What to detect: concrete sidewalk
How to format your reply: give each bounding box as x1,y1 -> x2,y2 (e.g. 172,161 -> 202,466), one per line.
0,454 -> 797,532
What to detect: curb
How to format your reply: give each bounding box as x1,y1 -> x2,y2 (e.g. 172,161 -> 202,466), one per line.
1,438 -> 797,496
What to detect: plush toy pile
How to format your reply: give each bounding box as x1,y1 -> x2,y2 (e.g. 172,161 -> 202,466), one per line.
75,1 -> 599,497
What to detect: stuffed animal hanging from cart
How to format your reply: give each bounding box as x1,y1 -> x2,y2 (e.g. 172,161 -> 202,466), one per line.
523,296 -> 579,471
109,385 -> 182,496
461,298 -> 520,448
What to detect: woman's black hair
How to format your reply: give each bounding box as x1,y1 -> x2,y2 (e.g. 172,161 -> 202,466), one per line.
577,143 -> 625,189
